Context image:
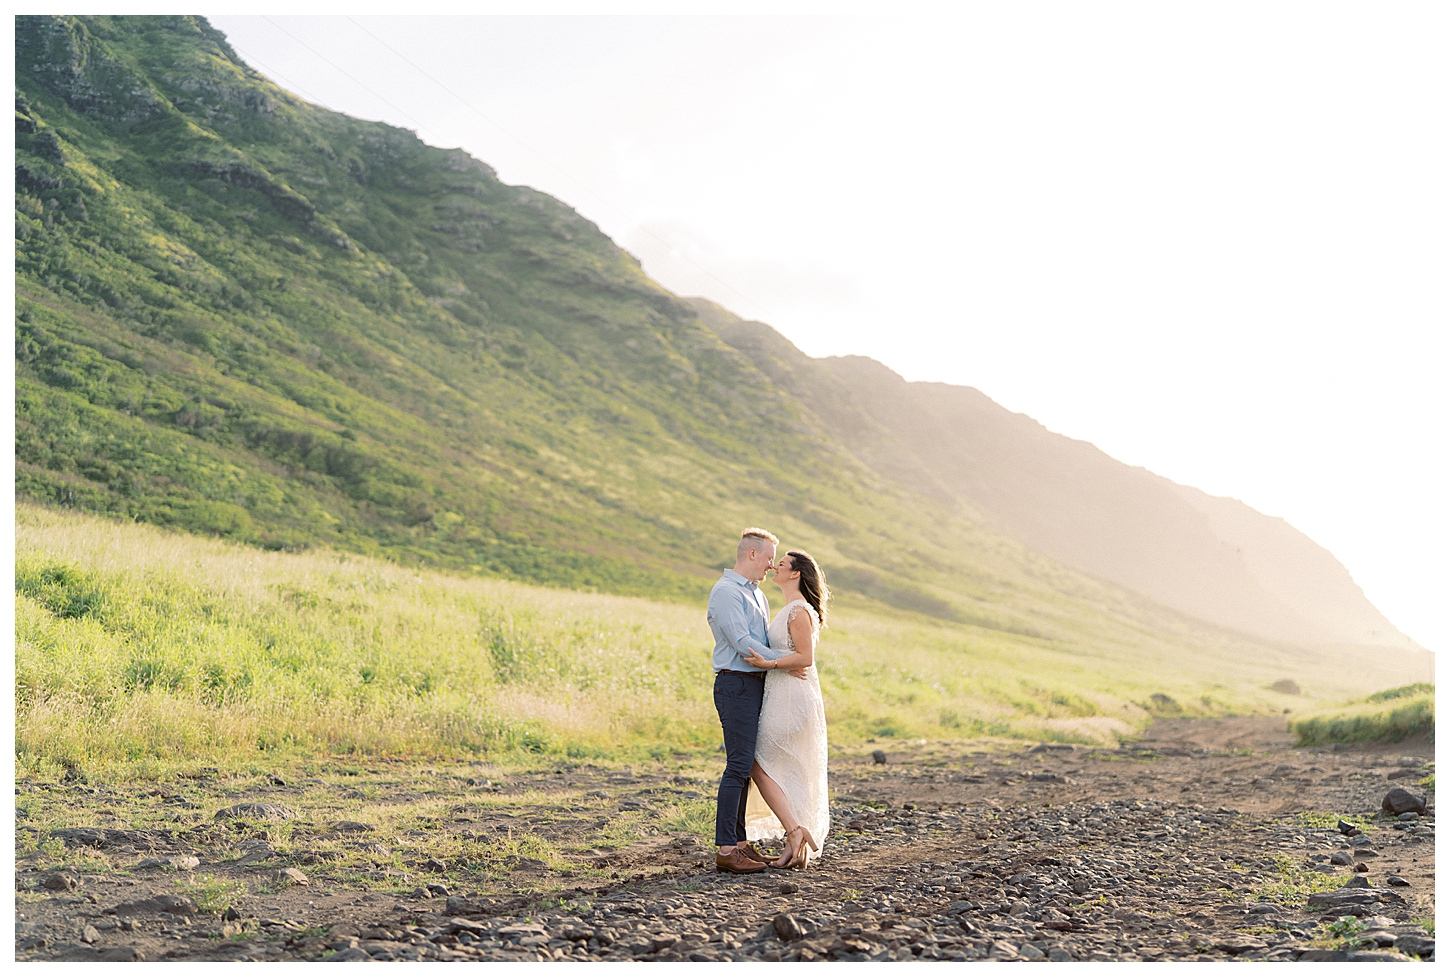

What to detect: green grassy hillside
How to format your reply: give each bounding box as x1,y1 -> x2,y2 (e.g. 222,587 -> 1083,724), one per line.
21,506 -> 1429,779
13,14 -> 1057,618
18,16 -> 1432,777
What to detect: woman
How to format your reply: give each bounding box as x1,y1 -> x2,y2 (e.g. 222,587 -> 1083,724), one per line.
741,550 -> 831,869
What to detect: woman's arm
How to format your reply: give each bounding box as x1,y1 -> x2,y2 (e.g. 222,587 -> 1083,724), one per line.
741,608 -> 815,671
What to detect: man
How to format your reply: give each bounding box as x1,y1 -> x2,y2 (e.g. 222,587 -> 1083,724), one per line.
706,527 -> 779,873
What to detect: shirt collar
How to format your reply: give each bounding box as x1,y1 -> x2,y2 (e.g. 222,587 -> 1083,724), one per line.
722,568 -> 757,589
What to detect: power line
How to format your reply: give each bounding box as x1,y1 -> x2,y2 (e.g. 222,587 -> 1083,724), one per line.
340,14 -> 759,309
262,16 -> 440,145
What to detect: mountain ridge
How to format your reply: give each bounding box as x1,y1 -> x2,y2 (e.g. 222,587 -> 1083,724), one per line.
692,299 -> 1411,649
13,14 -> 1412,655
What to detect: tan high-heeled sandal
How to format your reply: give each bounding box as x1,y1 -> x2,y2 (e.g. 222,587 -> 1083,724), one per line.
786,826 -> 819,870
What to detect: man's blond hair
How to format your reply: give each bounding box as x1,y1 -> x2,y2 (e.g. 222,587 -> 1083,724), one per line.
737,527 -> 779,559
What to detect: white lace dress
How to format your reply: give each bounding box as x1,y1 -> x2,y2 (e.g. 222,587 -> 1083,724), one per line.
744,599 -> 830,850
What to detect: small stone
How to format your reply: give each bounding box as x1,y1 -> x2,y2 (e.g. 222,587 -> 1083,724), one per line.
872,750 -> 887,765
221,907 -> 241,921
1397,811 -> 1420,822
1019,942 -> 1046,960
773,914 -> 806,941
1008,900 -> 1031,916
275,867 -> 309,886
1343,875 -> 1371,889
1048,947 -> 1075,962
410,887 -> 431,899
1385,876 -> 1410,887
1298,949 -> 1348,961
1329,852 -> 1353,866
215,802 -> 294,822
426,883 -> 450,898
1354,862 -> 1369,873
82,924 -> 100,944
1353,848 -> 1379,859
97,948 -> 143,962
1381,787 -> 1426,816
1396,935 -> 1434,957
41,873 -> 78,891
331,821 -> 375,834
331,947 -> 373,962
110,894 -> 198,916
778,882 -> 798,895
1337,819 -> 1359,835
423,857 -> 447,872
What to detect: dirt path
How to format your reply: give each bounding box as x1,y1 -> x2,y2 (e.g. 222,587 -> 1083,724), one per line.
16,719 -> 1435,962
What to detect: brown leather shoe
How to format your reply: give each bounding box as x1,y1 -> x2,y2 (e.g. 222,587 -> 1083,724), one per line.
739,842 -> 773,865
715,848 -> 768,874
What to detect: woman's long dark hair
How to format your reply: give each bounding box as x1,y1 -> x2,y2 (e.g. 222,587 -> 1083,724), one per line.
787,550 -> 830,627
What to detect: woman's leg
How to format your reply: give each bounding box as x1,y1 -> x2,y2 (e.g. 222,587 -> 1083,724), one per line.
751,762 -> 800,833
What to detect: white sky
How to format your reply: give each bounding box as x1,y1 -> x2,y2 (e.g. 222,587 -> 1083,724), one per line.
209,9 -> 1447,652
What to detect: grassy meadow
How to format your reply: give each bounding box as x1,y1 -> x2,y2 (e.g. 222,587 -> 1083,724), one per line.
1291,683 -> 1435,747
15,504 -> 1434,781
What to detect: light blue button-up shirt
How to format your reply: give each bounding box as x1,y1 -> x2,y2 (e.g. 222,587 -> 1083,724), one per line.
707,569 -> 772,673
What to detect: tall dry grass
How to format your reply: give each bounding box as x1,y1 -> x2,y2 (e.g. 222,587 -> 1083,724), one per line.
16,505 -> 1428,778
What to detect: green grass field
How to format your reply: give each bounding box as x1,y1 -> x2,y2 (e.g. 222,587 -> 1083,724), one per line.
1291,684 -> 1435,747
15,505 -> 1434,781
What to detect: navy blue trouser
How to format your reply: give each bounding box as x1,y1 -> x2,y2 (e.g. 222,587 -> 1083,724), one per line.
713,670 -> 766,847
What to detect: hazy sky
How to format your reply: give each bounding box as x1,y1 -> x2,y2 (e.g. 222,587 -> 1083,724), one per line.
211,9 -> 1447,651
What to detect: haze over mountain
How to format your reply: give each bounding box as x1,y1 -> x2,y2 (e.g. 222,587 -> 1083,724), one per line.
693,302 -> 1409,649
14,15 -> 1415,660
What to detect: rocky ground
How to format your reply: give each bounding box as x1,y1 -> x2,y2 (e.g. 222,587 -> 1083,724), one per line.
15,717 -> 1434,962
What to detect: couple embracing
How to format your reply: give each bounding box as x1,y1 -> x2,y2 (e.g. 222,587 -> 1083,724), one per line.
706,528 -> 831,874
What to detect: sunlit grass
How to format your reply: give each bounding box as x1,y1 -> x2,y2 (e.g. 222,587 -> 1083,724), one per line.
1291,685 -> 1435,746
16,505 -> 1426,778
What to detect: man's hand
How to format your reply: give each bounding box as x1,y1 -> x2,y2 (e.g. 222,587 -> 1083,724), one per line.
788,667 -> 809,681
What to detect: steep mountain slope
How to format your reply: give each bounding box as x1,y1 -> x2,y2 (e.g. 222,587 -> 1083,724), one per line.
695,302 -> 1408,648
13,15 -> 1404,665
11,14 -> 1081,629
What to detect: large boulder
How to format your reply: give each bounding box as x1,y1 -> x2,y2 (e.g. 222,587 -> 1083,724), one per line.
1381,787 -> 1427,816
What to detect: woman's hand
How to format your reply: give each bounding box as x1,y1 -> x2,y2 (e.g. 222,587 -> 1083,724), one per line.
742,648 -> 772,670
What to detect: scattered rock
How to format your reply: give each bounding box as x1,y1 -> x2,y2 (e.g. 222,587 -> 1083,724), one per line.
137,855 -> 200,870
504,856 -> 547,872
275,867 -> 310,886
82,924 -> 100,943
1269,679 -> 1301,695
1337,819 -> 1360,835
1385,876 -> 1410,887
1329,851 -> 1352,866
1354,862 -> 1369,873
330,947 -> 373,962
331,821 -> 375,833
778,882 -> 799,895
1298,949 -> 1349,961
423,857 -> 447,872
1397,811 -> 1420,822
41,873 -> 78,891
1396,935 -> 1434,957
1381,787 -> 1427,816
110,894 -> 199,916
1019,942 -> 1047,960
773,914 -> 807,941
871,750 -> 887,765
426,883 -> 450,898
215,802 -> 295,822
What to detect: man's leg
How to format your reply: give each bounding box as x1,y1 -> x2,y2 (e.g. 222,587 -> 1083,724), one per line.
713,672 -> 765,851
